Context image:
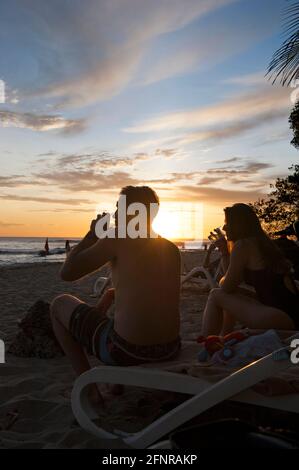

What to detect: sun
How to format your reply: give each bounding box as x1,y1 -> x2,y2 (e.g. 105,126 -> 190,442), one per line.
152,202 -> 204,240
152,208 -> 181,240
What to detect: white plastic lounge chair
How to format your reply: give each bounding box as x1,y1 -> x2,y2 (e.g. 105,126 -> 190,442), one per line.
91,274 -> 111,298
71,334 -> 299,449
181,249 -> 223,288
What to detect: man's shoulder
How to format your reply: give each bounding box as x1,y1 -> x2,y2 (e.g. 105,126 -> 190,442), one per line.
159,237 -> 181,257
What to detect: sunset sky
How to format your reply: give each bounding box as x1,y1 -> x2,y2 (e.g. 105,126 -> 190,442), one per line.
0,0 -> 297,239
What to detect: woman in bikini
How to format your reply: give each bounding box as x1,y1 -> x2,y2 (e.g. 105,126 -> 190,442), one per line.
201,203 -> 299,337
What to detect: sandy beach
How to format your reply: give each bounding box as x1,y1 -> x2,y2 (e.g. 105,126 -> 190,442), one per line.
0,251 -> 210,449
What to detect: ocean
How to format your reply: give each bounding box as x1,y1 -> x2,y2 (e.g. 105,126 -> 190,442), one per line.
0,237 -> 206,266
0,237 -> 80,266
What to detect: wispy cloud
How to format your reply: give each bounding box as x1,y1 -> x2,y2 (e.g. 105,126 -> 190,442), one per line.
0,220 -> 24,227
0,194 -> 92,205
0,110 -> 85,133
142,158 -> 274,190
173,185 -> 266,205
33,169 -> 139,192
13,0 -> 237,108
0,175 -> 36,188
138,17 -> 274,87
56,152 -> 149,170
256,130 -> 292,147
29,208 -> 93,213
215,157 -> 240,164
207,161 -> 273,175
125,87 -> 290,134
154,148 -> 178,158
223,71 -> 266,87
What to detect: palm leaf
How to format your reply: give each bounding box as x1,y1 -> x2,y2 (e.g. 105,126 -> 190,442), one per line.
267,1 -> 299,85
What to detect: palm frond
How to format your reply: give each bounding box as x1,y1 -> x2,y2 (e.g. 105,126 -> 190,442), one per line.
266,1 -> 299,86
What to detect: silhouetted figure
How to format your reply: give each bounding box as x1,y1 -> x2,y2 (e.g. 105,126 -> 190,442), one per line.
275,235 -> 299,280
44,238 -> 49,255
39,238 -> 49,257
275,209 -> 299,241
201,203 -> 299,337
65,240 -> 71,255
50,186 -> 181,406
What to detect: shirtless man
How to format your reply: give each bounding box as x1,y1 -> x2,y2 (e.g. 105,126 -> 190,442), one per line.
50,186 -> 181,401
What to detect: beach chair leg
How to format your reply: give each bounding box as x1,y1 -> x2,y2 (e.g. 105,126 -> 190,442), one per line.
71,347 -> 293,448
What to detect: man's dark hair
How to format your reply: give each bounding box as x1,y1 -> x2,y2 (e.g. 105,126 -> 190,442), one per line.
120,186 -> 159,209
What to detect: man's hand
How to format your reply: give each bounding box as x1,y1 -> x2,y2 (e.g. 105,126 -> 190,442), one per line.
88,212 -> 108,239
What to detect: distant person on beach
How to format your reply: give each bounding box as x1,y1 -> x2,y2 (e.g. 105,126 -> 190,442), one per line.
50,186 -> 181,404
201,203 -> 299,337
39,238 -> 49,257
65,240 -> 71,256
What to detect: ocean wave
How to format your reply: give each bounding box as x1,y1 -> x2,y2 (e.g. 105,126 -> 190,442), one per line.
50,239 -> 79,243
0,248 -> 65,255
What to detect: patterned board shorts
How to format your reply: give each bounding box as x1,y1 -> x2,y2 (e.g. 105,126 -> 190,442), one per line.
69,302 -> 181,366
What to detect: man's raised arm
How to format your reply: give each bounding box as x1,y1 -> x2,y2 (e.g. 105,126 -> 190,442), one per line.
61,214 -> 116,281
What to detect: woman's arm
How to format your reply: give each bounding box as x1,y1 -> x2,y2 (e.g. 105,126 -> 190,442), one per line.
220,240 -> 248,293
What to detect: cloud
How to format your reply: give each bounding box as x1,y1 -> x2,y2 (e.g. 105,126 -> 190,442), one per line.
207,160 -> 273,176
215,157 -> 240,164
154,148 -> 178,158
0,175 -> 30,188
9,0 -> 237,108
223,71 -> 266,87
0,194 -> 92,205
138,15 -> 274,87
173,185 -> 266,205
143,158 -> 274,189
140,49 -> 201,86
33,169 -> 139,192
124,86 -> 292,149
29,208 -> 93,213
0,174 -> 49,188
146,159 -> 274,189
0,220 -> 24,227
125,87 -> 290,134
198,176 -> 224,185
0,110 -> 85,133
56,152 -> 149,170
256,130 -> 292,146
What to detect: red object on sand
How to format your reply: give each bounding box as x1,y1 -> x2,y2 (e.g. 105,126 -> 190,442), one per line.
196,331 -> 250,360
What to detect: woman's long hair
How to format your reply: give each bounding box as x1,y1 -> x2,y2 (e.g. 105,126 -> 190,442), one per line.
224,203 -> 290,274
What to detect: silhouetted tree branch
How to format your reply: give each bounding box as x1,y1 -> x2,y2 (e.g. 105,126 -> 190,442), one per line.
250,164 -> 299,233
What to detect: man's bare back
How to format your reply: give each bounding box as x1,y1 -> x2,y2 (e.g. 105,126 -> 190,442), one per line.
60,234 -> 180,345
111,237 -> 181,345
